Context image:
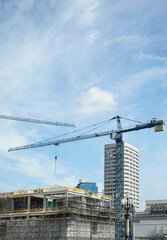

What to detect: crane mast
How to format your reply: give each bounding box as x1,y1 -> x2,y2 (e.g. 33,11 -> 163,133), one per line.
115,116 -> 124,240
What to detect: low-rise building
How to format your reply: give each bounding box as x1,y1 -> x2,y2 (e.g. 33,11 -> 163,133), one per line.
132,200 -> 167,239
0,185 -> 114,239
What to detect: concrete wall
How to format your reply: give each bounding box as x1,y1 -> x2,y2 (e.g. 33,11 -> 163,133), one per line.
133,219 -> 167,239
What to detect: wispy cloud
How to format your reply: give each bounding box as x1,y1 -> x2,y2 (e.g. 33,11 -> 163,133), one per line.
87,30 -> 100,43
75,0 -> 99,27
138,51 -> 167,62
112,35 -> 143,43
0,121 -> 39,152
75,87 -> 117,118
0,0 -> 166,206
117,65 -> 167,97
0,0 -> 101,121
0,151 -> 79,191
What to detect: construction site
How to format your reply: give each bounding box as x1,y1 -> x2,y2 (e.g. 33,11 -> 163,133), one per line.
0,115 -> 163,240
0,186 -> 115,239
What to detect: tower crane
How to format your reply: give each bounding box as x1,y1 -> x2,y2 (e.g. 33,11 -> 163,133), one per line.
8,116 -> 164,152
8,116 -> 165,240
0,114 -> 75,127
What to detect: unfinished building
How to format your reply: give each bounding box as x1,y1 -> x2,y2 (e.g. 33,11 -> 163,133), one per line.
0,186 -> 115,239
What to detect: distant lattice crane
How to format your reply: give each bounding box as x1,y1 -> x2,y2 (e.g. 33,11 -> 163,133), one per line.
0,114 -> 75,127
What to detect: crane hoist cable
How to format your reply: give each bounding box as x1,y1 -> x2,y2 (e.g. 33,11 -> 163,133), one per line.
75,119 -> 113,138
119,116 -> 144,124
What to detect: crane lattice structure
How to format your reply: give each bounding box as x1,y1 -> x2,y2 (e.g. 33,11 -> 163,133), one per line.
0,114 -> 75,127
8,116 -> 165,240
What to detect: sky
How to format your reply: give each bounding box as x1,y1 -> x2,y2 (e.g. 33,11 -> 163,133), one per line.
0,0 -> 166,208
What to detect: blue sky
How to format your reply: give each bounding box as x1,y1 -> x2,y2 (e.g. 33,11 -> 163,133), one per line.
0,0 -> 166,208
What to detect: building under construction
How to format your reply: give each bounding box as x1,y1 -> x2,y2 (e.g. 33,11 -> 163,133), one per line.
0,186 -> 115,239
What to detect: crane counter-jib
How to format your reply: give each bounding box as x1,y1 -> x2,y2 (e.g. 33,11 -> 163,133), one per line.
121,120 -> 164,133
8,119 -> 165,152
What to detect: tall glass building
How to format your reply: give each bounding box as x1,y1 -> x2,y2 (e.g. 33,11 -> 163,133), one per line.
76,180 -> 98,193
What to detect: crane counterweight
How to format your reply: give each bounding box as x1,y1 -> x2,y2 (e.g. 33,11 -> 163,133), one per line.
154,120 -> 165,132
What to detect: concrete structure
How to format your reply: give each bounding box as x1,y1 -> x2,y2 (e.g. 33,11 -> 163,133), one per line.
104,142 -> 139,208
0,186 -> 115,239
76,179 -> 98,193
132,200 -> 167,239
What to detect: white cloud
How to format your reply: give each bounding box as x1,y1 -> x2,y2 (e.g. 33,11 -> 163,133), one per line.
60,0 -> 99,28
76,0 -> 99,27
117,65 -> 167,97
75,87 -> 117,118
112,35 -> 142,43
87,30 -> 100,43
0,121 -> 39,152
0,0 -> 166,202
0,151 -> 79,191
0,0 -> 103,122
138,51 -> 167,62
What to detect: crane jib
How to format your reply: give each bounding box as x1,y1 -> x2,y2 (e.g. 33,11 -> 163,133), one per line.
8,120 -> 164,152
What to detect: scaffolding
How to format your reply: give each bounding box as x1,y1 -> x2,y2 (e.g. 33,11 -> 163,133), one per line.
0,186 -> 115,239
